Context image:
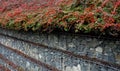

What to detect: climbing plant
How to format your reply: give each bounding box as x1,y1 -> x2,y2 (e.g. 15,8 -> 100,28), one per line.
0,0 -> 120,36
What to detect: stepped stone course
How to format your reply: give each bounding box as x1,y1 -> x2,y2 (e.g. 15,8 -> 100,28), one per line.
0,28 -> 120,71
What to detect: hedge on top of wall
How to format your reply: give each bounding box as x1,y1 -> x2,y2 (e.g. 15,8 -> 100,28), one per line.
0,0 -> 120,36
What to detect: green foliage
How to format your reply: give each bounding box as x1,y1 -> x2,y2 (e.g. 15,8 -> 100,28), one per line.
0,0 -> 120,36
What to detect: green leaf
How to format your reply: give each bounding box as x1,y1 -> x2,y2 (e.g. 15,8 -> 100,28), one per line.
6,19 -> 15,29
32,23 -> 41,31
67,17 -> 77,22
64,28 -> 69,31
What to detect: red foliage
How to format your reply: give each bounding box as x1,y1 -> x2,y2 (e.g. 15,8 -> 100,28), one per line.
0,0 -> 120,36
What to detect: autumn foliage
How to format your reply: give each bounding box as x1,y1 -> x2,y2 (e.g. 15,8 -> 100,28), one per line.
0,0 -> 120,36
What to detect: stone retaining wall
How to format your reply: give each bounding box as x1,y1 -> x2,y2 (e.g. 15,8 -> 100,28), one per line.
0,28 -> 120,71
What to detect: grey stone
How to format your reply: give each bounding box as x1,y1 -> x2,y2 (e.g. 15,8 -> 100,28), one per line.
68,43 -> 75,48
0,28 -> 119,71
95,46 -> 103,53
26,62 -> 30,67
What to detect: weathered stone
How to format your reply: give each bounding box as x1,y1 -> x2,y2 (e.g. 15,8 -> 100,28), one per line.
65,66 -> 72,71
65,65 -> 81,71
58,35 -> 67,50
0,28 -> 119,71
68,43 -> 75,48
95,46 -> 103,53
26,62 -> 30,67
115,54 -> 120,64
38,54 -> 42,59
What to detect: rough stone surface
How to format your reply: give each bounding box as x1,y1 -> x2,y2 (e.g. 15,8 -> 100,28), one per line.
0,28 -> 120,71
